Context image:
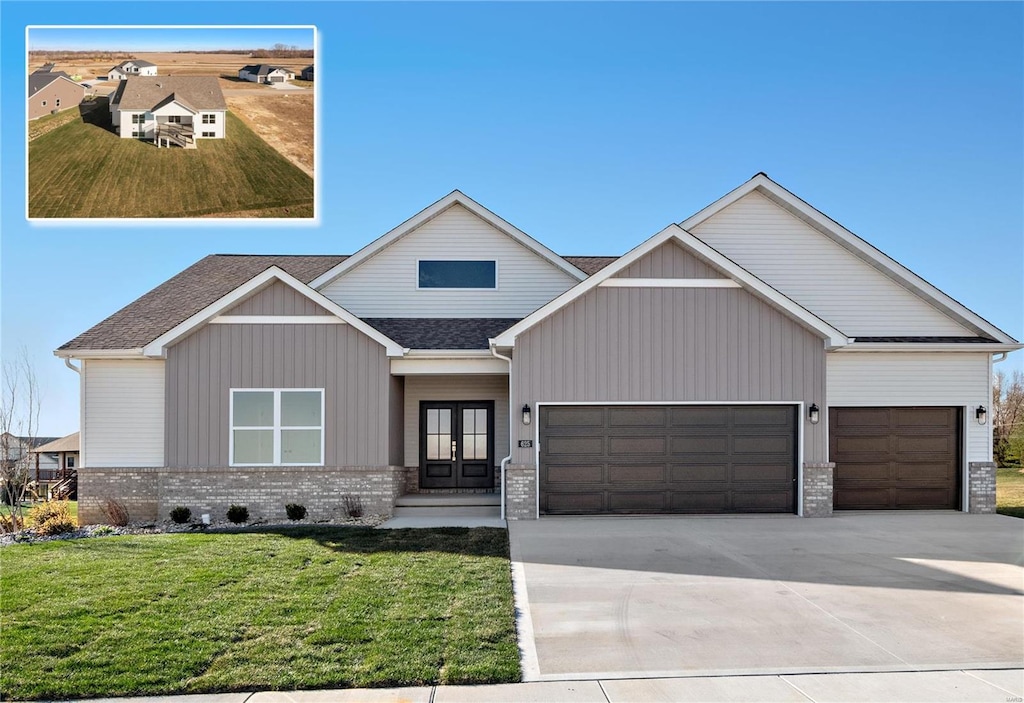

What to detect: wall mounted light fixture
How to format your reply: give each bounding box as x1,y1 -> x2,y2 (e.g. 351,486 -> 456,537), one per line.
522,404 -> 532,426
808,403 -> 820,425
976,405 -> 987,425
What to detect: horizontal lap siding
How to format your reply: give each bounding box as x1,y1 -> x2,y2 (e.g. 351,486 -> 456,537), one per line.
166,323 -> 389,467
691,192 -> 971,336
827,352 -> 991,462
223,280 -> 331,316
511,285 -> 826,464
615,240 -> 725,278
320,204 -> 579,318
84,359 -> 165,467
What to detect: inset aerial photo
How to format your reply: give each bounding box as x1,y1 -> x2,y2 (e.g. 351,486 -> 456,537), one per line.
27,26 -> 315,219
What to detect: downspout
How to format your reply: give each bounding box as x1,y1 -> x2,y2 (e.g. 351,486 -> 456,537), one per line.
63,358 -> 82,468
489,342 -> 512,521
64,358 -> 81,374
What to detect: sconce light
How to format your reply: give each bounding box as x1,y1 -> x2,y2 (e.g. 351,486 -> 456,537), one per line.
521,404 -> 532,426
976,405 -> 987,425
808,403 -> 820,425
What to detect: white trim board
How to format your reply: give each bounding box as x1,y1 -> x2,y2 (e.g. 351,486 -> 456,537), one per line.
680,173 -> 1019,345
599,278 -> 741,288
308,191 -> 587,289
492,224 -> 849,350
210,315 -> 344,325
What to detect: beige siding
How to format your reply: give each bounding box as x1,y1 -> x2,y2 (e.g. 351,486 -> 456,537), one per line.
616,240 -> 725,278
166,323 -> 389,467
690,191 -> 972,336
511,286 -> 827,464
827,352 -> 991,462
402,375 -> 509,467
223,280 -> 331,316
83,359 -> 165,467
319,204 -> 579,317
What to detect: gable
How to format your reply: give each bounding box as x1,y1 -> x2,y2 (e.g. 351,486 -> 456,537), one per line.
690,191 -> 973,337
223,280 -> 333,316
614,240 -> 725,279
319,203 -> 581,318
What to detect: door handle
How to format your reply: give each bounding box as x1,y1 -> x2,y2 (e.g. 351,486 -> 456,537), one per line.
451,440 -> 458,459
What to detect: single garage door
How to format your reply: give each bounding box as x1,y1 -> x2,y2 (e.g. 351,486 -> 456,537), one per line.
830,407 -> 961,510
539,404 -> 797,515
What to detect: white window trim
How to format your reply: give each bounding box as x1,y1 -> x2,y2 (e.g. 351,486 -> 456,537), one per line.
415,258 -> 499,292
229,388 -> 325,467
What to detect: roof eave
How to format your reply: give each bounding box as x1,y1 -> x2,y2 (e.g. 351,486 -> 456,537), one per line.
834,342 -> 1024,353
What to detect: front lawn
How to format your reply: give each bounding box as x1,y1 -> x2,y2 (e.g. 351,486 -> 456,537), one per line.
996,467 -> 1024,518
28,111 -> 313,218
0,527 -> 519,699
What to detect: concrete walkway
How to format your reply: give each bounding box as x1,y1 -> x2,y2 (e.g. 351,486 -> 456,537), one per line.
81,668 -> 1024,702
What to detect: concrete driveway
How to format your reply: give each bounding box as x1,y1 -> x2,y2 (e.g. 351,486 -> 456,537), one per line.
508,513 -> 1024,681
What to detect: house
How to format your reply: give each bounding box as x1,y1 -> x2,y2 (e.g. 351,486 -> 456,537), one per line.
56,174 -> 1021,525
300,65 -> 313,81
31,432 -> 80,483
238,64 -> 294,84
27,71 -> 85,120
107,59 -> 158,81
34,63 -> 56,73
1,433 -> 61,500
108,76 -> 227,147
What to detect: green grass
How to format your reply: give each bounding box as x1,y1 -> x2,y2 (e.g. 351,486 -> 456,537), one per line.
28,111 -> 313,218
996,467 -> 1024,518
0,527 -> 520,699
0,500 -> 77,523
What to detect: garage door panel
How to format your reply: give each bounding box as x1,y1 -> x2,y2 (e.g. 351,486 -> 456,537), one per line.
831,407 -> 960,511
546,406 -> 604,427
540,404 -> 796,515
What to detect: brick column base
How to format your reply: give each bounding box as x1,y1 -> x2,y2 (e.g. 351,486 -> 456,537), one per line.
505,464 -> 537,520
802,463 -> 835,518
968,462 -> 997,514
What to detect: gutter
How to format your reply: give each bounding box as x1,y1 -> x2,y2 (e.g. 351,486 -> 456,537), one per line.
489,341 -> 513,521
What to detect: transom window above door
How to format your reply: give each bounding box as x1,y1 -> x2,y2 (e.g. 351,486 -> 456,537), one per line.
230,389 -> 324,466
417,260 -> 496,289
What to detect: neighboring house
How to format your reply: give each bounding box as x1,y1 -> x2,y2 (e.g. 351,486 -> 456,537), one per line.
238,64 -> 294,83
57,174 -> 1021,525
34,63 -> 56,73
108,76 -> 227,147
300,65 -> 314,81
27,71 -> 85,120
0,433 -> 61,482
31,432 -> 80,482
107,59 -> 158,81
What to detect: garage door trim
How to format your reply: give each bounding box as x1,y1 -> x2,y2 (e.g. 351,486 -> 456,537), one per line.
533,400 -> 806,518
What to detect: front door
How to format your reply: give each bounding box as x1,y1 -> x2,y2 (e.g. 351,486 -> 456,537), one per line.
419,401 -> 495,489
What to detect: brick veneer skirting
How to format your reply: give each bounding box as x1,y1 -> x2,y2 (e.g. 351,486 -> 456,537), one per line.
78,466 -> 406,525
505,464 -> 537,520
967,461 -> 997,514
802,462 -> 835,518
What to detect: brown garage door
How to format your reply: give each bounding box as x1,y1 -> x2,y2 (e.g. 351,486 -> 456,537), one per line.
830,407 -> 960,510
539,404 -> 797,515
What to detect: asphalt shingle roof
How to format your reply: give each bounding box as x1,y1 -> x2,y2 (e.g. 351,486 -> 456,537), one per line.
362,319 -> 522,350
28,71 -> 76,97
111,76 -> 226,111
563,256 -> 618,275
240,64 -> 290,76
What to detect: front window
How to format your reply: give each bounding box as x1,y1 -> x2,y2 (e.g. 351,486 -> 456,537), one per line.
167,115 -> 181,124
231,389 -> 324,466
418,260 -> 496,289
202,113 -> 216,124
66,455 -> 75,469
132,113 -> 145,124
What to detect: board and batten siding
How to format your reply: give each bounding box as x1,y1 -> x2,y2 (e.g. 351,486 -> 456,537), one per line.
615,240 -> 725,279
319,204 -> 580,318
402,375 -> 509,468
827,352 -> 992,462
83,359 -> 165,467
690,191 -> 972,336
166,322 -> 390,468
510,283 -> 827,464
223,280 -> 332,316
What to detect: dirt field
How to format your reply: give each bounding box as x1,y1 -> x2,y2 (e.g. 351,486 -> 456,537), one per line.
226,94 -> 314,176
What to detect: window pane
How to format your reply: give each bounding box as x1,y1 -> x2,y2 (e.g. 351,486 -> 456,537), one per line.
463,408 -> 475,434
282,429 -> 321,464
427,408 -> 438,434
475,435 -> 488,459
439,434 -> 451,460
438,409 -> 451,434
476,409 -> 487,431
233,429 -> 273,463
418,261 -> 496,289
281,391 -> 321,427
427,435 -> 439,460
233,391 -> 273,427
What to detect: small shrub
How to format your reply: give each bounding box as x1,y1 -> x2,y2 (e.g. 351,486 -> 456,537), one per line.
92,525 -> 115,536
226,505 -> 249,524
100,498 -> 130,526
285,503 -> 307,521
169,506 -> 192,524
342,494 -> 363,519
30,501 -> 76,535
0,513 -> 22,533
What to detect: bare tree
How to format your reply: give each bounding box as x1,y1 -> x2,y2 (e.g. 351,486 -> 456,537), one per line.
993,369 -> 1024,468
0,348 -> 42,531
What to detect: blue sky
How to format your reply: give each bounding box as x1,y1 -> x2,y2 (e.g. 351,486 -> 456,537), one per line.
28,26 -> 314,52
1,2 -> 1022,435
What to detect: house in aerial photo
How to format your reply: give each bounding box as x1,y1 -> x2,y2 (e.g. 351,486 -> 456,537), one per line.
106,59 -> 158,80
238,64 -> 295,83
27,66 -> 85,120
109,75 -> 227,147
57,174 -> 1021,525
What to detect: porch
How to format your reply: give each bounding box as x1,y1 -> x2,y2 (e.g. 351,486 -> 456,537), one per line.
155,121 -> 196,148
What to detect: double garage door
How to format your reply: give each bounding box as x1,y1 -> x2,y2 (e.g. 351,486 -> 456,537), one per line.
539,404 -> 798,515
538,404 -> 962,515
